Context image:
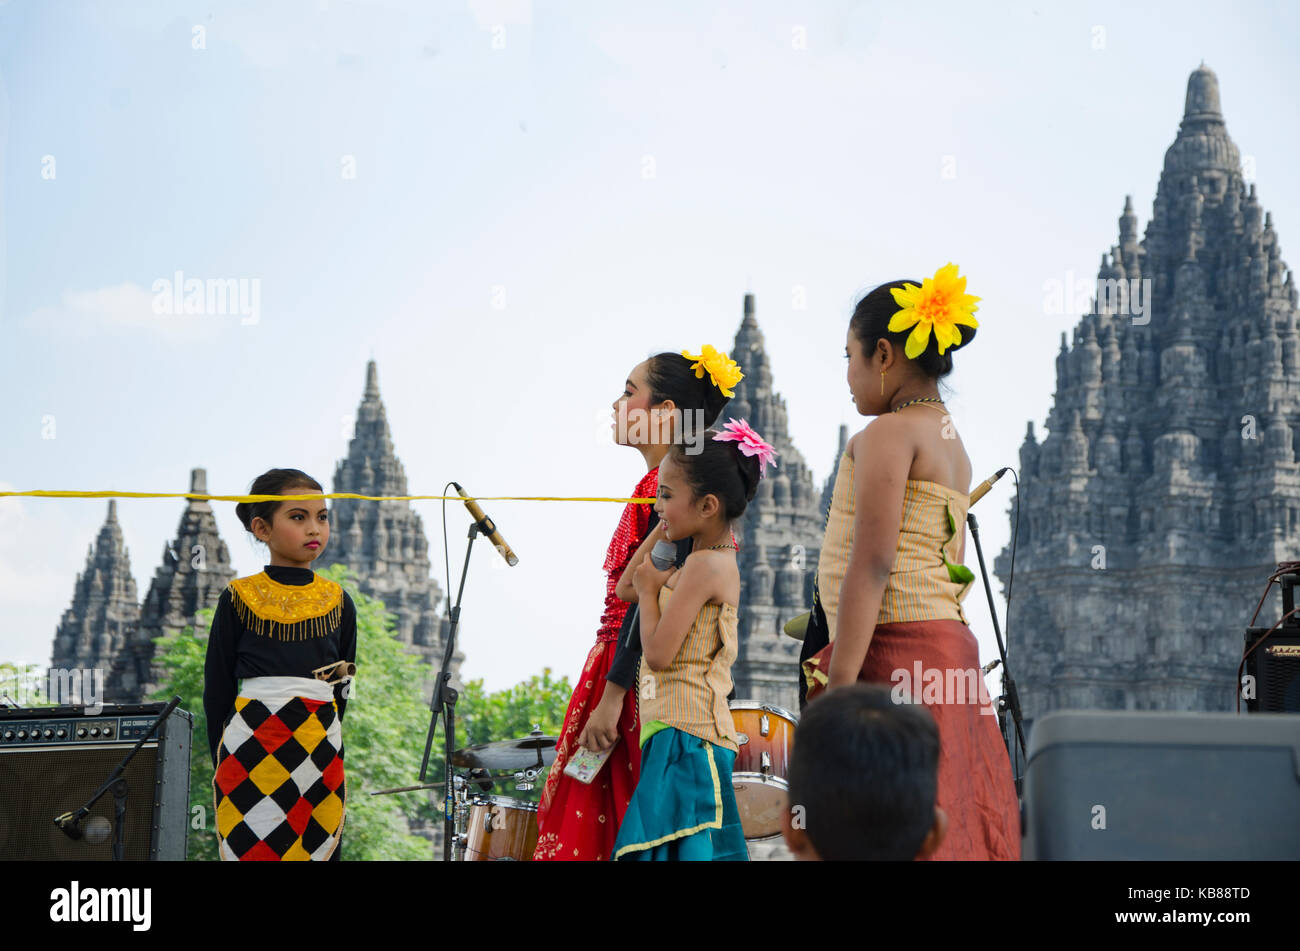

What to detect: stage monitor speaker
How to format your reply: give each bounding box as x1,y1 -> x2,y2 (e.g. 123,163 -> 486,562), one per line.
0,703 -> 192,861
1023,710 -> 1300,860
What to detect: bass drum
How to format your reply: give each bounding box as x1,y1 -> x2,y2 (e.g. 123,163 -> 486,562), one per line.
728,700 -> 798,840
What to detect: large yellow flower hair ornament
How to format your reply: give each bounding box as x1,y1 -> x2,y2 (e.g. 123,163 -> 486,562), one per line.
681,344 -> 744,398
888,263 -> 981,359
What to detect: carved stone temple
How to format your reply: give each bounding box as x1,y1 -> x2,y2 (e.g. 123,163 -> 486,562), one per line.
106,469 -> 236,701
728,293 -> 837,712
57,365 -> 457,704
52,500 -> 142,680
993,66 -> 1299,727
314,361 -> 459,684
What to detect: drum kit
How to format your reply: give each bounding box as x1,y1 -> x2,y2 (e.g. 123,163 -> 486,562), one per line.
729,700 -> 798,839
373,702 -> 800,860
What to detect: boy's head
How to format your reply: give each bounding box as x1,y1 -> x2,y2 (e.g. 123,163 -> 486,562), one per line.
782,684 -> 946,860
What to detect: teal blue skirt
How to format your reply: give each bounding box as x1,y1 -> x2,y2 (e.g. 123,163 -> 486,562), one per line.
611,727 -> 748,861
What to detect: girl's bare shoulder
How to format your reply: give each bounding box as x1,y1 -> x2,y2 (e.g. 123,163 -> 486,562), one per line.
847,415 -> 908,459
684,547 -> 736,570
689,548 -> 740,604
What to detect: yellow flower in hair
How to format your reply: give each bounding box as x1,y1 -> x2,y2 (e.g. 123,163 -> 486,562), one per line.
888,263 -> 981,359
681,344 -> 744,398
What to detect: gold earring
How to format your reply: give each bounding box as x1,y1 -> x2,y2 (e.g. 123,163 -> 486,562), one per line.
880,370 -> 885,396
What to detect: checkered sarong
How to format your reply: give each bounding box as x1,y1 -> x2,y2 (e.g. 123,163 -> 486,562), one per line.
213,677 -> 345,861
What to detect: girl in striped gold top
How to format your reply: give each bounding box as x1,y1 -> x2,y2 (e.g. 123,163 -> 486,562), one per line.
801,268 -> 1019,861
611,419 -> 777,861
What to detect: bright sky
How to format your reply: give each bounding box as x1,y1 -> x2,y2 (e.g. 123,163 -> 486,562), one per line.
2,0 -> 1297,697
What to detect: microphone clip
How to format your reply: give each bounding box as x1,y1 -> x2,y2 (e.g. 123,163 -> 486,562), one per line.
54,810 -> 86,840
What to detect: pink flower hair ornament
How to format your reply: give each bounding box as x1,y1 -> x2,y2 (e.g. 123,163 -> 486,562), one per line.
712,419 -> 778,479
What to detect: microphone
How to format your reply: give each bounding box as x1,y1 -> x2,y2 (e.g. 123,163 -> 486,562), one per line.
453,483 -> 519,566
650,540 -> 677,570
84,816 -> 112,845
620,539 -> 678,651
968,467 -> 1010,508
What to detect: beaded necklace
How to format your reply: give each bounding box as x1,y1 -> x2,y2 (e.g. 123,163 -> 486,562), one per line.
892,396 -> 946,413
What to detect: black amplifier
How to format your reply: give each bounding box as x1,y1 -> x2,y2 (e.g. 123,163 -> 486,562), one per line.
0,703 -> 192,860
1245,628 -> 1300,712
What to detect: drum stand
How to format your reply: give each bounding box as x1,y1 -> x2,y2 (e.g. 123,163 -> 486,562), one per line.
419,515 -> 492,861
451,775 -> 473,861
965,511 -> 1026,792
371,762 -> 548,861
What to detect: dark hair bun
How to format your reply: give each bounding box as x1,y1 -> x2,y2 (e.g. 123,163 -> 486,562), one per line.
237,468 -> 323,538
849,280 -> 976,380
735,449 -> 761,504
646,352 -> 731,427
669,433 -> 761,521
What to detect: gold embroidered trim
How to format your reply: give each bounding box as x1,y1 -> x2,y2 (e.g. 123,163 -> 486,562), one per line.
228,572 -> 343,641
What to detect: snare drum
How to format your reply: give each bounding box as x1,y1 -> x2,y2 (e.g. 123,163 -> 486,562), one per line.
729,700 -> 798,840
463,796 -> 539,861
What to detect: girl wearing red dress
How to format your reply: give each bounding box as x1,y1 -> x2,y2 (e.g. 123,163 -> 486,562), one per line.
532,347 -> 738,860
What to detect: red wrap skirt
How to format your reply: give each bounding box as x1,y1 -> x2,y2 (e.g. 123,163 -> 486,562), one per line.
533,638 -> 641,860
805,618 -> 1020,861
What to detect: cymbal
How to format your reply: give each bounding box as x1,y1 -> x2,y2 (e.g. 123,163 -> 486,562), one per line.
451,734 -> 558,770
370,775 -> 527,795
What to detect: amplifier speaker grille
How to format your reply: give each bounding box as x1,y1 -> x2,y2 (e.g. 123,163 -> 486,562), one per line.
0,746 -> 161,860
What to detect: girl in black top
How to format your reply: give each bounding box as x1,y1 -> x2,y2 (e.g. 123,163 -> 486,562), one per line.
203,468 -> 357,862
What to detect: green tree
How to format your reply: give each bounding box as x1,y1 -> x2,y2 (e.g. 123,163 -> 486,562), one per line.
0,662 -> 46,707
150,621 -> 218,860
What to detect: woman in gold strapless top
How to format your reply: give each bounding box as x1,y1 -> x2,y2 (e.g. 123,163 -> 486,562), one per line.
801,269 -> 1020,861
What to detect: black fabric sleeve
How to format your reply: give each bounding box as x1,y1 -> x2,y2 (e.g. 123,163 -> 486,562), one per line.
334,592 -> 357,720
202,587 -> 240,766
606,511 -> 693,690
606,607 -> 640,691
797,577 -> 831,712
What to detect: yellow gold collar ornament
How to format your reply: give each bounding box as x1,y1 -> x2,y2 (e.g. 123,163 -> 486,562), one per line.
888,263 -> 981,359
228,572 -> 343,640
681,344 -> 744,398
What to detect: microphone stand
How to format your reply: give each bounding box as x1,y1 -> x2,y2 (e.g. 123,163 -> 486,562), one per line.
53,695 -> 181,860
418,515 -> 489,861
965,512 -> 1027,792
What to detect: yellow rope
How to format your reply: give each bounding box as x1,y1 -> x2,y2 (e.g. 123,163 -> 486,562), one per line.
0,489 -> 656,504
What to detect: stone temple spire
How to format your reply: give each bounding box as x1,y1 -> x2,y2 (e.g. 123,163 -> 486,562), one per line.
336,359 -> 406,498
729,294 -> 805,470
726,294 -> 828,709
994,66 -> 1299,723
52,500 -> 141,675
315,361 -> 457,680
820,424 -> 849,519
109,468 -> 235,701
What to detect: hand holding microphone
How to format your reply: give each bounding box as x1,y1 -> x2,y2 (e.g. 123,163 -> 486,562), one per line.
650,539 -> 677,570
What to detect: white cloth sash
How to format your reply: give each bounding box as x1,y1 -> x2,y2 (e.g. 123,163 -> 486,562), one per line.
238,675 -> 336,707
